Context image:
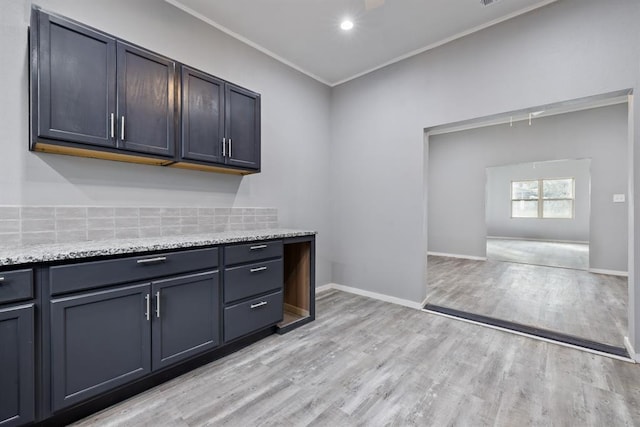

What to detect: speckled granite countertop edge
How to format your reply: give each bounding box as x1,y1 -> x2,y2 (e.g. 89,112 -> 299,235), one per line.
0,229 -> 317,267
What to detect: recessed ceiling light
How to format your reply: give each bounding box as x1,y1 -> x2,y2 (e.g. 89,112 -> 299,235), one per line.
340,20 -> 354,31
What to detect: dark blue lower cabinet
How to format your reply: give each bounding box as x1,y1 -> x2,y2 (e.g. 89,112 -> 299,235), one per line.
49,272 -> 222,412
224,290 -> 283,342
0,304 -> 34,427
50,284 -> 152,412
152,271 -> 220,370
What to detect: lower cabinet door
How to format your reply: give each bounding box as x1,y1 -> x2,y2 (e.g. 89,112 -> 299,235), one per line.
152,271 -> 220,370
224,290 -> 283,342
50,284 -> 151,412
0,304 -> 34,427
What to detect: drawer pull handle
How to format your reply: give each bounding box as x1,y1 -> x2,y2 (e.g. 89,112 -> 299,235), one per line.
250,301 -> 268,309
250,266 -> 268,273
0,277 -> 4,282
250,244 -> 267,250
137,257 -> 167,265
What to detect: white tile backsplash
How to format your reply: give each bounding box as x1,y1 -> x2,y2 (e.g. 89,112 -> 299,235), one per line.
0,206 -> 278,247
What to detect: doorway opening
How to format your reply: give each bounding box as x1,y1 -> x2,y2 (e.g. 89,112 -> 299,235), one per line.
423,91 -> 631,355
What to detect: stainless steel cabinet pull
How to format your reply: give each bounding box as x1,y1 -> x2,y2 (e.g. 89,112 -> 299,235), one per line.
110,113 -> 115,138
156,291 -> 161,318
145,294 -> 150,321
121,116 -> 125,140
0,277 -> 4,283
137,256 -> 167,264
222,137 -> 226,156
250,244 -> 267,250
250,266 -> 267,273
250,301 -> 267,309
228,138 -> 232,158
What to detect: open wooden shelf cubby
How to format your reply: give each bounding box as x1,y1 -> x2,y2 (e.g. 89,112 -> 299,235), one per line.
277,238 -> 315,333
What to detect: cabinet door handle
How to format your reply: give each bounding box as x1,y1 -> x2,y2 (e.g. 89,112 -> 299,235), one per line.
250,266 -> 267,273
250,244 -> 267,250
110,113 -> 115,139
228,138 -> 232,158
145,294 -> 150,321
156,291 -> 161,318
222,137 -> 226,157
121,116 -> 125,140
137,256 -> 167,265
250,301 -> 267,309
0,277 -> 4,284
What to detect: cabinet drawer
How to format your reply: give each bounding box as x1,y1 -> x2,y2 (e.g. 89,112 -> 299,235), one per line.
224,291 -> 283,342
0,269 -> 33,305
50,247 -> 219,295
224,258 -> 283,303
224,240 -> 282,265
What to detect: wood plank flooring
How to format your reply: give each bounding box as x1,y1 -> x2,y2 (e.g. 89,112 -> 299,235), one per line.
486,239 -> 589,270
427,255 -> 627,347
72,290 -> 640,426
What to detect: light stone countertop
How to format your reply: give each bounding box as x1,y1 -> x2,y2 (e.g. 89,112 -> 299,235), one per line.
0,229 -> 316,267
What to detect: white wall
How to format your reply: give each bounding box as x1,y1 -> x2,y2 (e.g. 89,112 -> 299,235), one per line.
330,0 -> 640,348
486,159 -> 591,243
0,0 -> 333,285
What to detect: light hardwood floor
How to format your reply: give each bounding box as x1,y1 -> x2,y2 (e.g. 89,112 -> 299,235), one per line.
427,255 -> 627,347
72,290 -> 640,426
486,238 -> 589,270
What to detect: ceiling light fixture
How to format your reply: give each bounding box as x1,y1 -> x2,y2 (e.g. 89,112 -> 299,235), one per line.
340,20 -> 354,31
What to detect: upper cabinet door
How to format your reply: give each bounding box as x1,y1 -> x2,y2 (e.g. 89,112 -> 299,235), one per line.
35,11 -> 117,148
180,66 -> 225,164
225,84 -> 261,170
116,42 -> 175,157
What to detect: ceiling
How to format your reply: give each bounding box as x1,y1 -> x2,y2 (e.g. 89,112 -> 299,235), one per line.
165,0 -> 557,86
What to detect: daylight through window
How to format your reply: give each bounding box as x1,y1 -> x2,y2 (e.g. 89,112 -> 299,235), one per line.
511,178 -> 574,219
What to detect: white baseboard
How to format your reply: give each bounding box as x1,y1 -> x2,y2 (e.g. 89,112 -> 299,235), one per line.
624,337 -> 639,362
588,268 -> 628,277
316,283 -> 423,310
315,283 -> 334,294
427,251 -> 486,261
421,296 -> 430,307
487,236 -> 589,244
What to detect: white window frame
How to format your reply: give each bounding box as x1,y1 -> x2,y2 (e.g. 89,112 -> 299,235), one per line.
511,178 -> 575,219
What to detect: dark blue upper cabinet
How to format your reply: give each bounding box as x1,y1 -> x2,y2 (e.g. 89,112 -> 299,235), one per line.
30,7 -> 260,174
180,67 -> 261,171
32,10 -> 117,148
225,84 -> 261,171
180,66 -> 225,164
117,42 -> 176,158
